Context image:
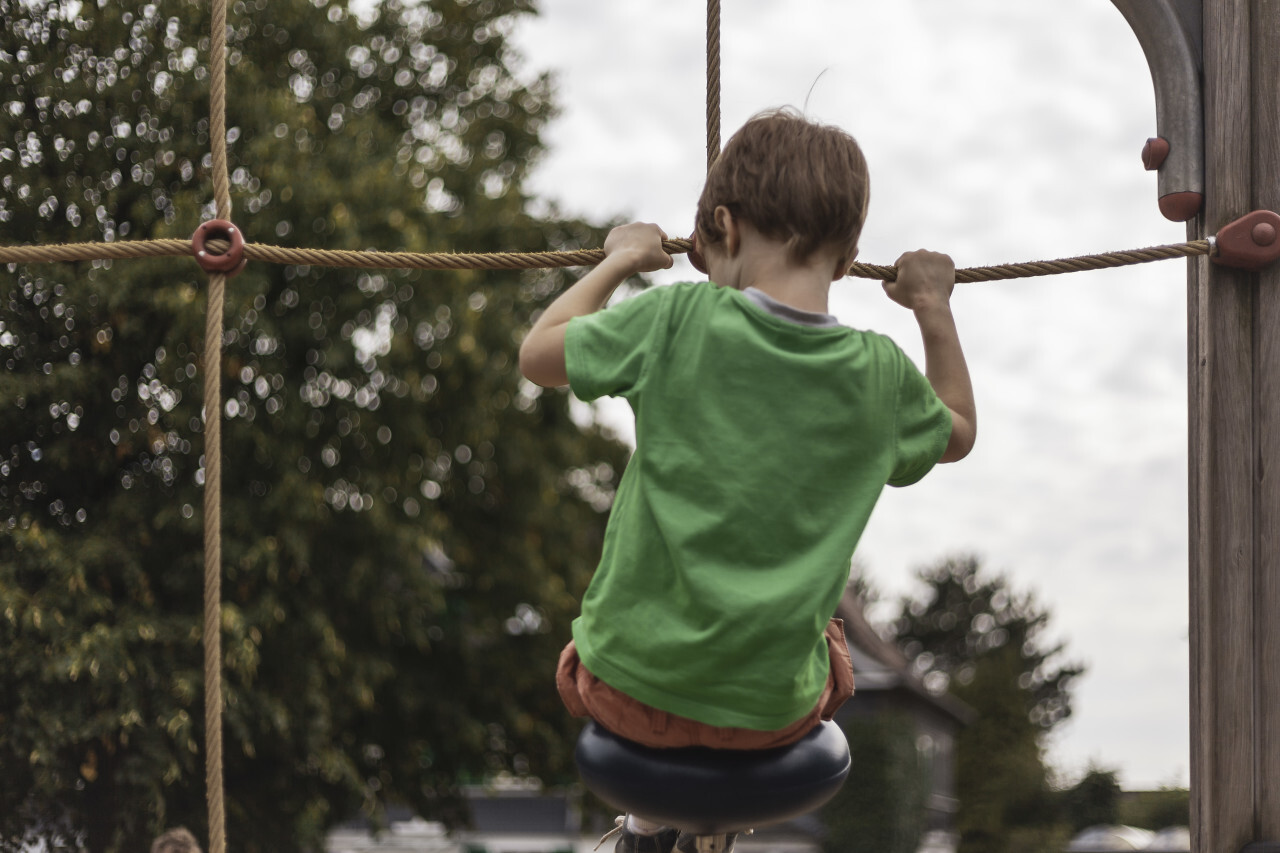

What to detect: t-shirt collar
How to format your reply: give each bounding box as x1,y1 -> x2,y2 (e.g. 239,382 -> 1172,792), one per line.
742,287 -> 841,328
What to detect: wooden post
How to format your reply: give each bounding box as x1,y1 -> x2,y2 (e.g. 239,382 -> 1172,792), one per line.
1190,1 -> 1280,849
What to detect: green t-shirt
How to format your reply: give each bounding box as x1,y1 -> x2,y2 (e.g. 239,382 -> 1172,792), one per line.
565,282 -> 951,730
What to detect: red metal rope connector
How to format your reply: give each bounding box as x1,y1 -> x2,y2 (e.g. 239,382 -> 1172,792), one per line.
1211,210 -> 1280,271
191,219 -> 246,276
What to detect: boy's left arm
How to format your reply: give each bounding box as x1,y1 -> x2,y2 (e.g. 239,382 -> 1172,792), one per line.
519,222 -> 673,388
884,250 -> 976,463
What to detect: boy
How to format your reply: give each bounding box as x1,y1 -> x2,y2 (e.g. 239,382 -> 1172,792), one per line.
519,109 -> 975,852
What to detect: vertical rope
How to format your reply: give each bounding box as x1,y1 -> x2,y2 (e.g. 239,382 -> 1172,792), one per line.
202,1 -> 232,852
201,271 -> 227,853
208,0 -> 232,221
706,0 -> 720,172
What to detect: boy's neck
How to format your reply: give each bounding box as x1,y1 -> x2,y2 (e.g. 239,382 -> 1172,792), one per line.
707,227 -> 843,315
742,274 -> 832,315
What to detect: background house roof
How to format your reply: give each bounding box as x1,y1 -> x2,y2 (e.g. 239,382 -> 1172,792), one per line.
835,587 -> 975,726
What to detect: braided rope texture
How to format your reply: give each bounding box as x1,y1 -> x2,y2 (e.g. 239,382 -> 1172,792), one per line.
0,236 -> 1213,281
201,270 -> 227,853
202,1 -> 231,852
847,240 -> 1212,283
706,0 -> 721,172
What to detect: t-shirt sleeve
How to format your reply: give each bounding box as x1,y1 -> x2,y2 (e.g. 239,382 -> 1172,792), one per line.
887,348 -> 953,488
564,287 -> 669,402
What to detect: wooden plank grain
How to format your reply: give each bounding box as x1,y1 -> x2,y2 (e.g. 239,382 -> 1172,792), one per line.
1192,0 -> 1256,851
1251,0 -> 1280,836
1185,194 -> 1203,847
1186,242 -> 1209,853
1195,268 -> 1255,853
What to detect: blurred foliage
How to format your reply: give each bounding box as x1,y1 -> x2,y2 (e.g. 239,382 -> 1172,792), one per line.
1061,766 -> 1120,833
1119,787 -> 1189,830
892,556 -> 1085,853
846,559 -> 880,610
0,1 -> 630,851
821,712 -> 930,853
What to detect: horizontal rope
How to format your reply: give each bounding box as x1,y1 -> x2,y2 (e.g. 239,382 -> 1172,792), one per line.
0,235 -> 1213,281
0,238 -> 197,264
0,237 -> 689,271
848,240 -> 1212,283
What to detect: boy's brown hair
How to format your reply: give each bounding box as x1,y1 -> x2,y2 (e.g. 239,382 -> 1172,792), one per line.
695,109 -> 870,268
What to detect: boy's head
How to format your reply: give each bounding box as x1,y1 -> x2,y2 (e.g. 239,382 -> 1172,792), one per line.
694,109 -> 870,271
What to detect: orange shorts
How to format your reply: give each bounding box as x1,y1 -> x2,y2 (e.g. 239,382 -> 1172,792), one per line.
556,618 -> 855,750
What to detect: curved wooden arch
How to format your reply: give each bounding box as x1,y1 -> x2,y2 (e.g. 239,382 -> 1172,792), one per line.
1110,0 -> 1203,221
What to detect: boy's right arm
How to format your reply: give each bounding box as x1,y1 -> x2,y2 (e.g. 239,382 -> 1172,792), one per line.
883,250 -> 976,463
519,223 -> 673,388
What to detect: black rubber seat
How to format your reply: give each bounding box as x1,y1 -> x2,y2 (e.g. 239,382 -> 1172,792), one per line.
574,720 -> 851,835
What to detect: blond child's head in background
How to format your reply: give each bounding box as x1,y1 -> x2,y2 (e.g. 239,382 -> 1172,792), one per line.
151,828 -> 201,853
694,109 -> 870,275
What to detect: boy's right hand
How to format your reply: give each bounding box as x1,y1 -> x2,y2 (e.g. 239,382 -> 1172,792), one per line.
603,222 -> 675,276
519,221 -> 671,389
883,249 -> 955,314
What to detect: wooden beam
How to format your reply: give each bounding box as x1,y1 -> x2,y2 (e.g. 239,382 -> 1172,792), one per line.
1191,0 -> 1280,849
1252,1 -> 1280,839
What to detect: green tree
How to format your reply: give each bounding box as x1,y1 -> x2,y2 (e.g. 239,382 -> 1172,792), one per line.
821,712 -> 930,853
1119,787 -> 1189,830
892,556 -> 1085,853
1,1 -> 628,851
1061,767 -> 1121,832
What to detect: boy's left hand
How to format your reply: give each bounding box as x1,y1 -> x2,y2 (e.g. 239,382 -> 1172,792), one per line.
883,249 -> 955,314
603,222 -> 675,275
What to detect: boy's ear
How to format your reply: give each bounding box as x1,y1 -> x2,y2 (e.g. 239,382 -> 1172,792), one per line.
714,205 -> 740,257
832,248 -> 858,281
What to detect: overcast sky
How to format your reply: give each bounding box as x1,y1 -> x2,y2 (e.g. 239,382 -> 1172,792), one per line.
510,0 -> 1192,790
